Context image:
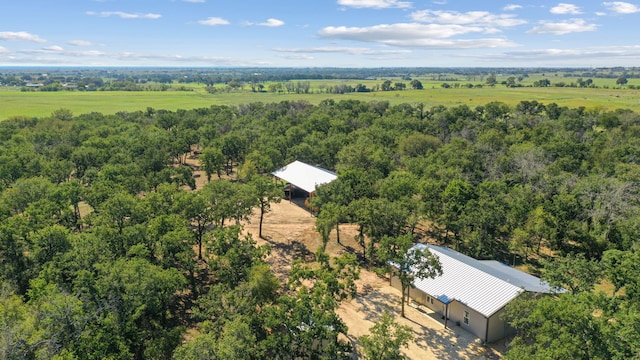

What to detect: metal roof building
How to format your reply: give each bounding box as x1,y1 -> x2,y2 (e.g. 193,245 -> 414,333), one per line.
271,160 -> 337,193
391,244 -> 556,343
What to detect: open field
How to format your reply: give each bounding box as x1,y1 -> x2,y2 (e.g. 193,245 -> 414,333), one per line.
2,78 -> 640,120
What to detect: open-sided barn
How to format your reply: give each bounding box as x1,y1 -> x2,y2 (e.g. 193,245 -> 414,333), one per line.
271,160 -> 337,200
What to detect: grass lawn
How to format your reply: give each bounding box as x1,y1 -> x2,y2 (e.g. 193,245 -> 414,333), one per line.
2,80 -> 640,120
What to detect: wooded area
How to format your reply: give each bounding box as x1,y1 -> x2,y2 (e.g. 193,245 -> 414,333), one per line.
1,96 -> 640,358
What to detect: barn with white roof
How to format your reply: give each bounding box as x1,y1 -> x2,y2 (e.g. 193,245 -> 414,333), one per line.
271,160 -> 337,200
390,244 -> 556,343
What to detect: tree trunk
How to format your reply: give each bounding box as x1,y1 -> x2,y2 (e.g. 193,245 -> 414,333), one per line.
73,203 -> 81,231
358,225 -> 366,262
536,236 -> 542,254
336,222 -> 341,244
259,204 -> 265,239
401,285 -> 406,317
444,224 -> 449,244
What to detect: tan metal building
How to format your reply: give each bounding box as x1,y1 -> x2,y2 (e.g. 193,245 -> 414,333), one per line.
391,244 -> 556,343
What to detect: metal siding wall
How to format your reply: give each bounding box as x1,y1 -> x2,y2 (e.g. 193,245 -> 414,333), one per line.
408,286 -> 427,305
449,301 -> 487,341
390,274 -> 402,291
487,307 -> 515,343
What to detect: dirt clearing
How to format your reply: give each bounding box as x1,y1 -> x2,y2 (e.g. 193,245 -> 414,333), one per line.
241,200 -> 505,359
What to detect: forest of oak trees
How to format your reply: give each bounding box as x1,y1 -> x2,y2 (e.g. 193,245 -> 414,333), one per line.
1,99 -> 640,359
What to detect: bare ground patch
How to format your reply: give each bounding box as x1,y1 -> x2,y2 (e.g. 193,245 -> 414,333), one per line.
241,200 -> 506,359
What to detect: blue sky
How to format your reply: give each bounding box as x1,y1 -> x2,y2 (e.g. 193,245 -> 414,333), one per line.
1,0 -> 640,67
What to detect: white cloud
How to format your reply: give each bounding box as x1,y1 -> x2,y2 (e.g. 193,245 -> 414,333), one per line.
280,54 -> 315,60
7,48 -> 270,66
258,18 -> 285,27
319,23 -> 518,48
18,47 -> 106,57
0,31 -> 46,42
550,3 -> 583,14
499,45 -> 640,61
111,52 -> 272,66
321,23 -> 480,40
603,1 -> 640,13
0,46 -> 8,53
43,45 -> 64,52
86,11 -> 161,19
71,50 -> 105,57
527,19 -> 597,34
273,46 -> 411,55
449,45 -> 640,67
67,40 -> 93,46
503,4 -> 522,11
410,10 -> 527,27
198,17 -> 230,26
337,0 -> 412,9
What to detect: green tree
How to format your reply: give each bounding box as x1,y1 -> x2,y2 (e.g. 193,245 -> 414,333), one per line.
31,225 -> 71,268
379,236 -> 442,317
91,191 -> 145,257
204,180 -> 254,227
533,79 -> 551,87
410,79 -> 423,90
541,253 -> 602,294
199,147 -> 225,182
207,226 -> 269,288
441,179 -> 476,248
601,249 -> 640,300
486,73 -> 497,86
220,134 -> 247,177
27,284 -> 88,359
504,292 -> 611,360
398,133 -> 441,158
360,311 -> 413,360
177,190 -> 213,260
248,176 -> 281,239
51,108 -> 74,121
0,286 -> 38,359
172,332 -> 218,360
238,150 -> 273,181
351,198 -> 412,264
0,218 -> 33,294
315,202 -> 343,249
266,252 -> 358,359
94,258 -> 186,359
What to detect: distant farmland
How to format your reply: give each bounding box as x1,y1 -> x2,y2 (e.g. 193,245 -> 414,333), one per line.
2,77 -> 640,120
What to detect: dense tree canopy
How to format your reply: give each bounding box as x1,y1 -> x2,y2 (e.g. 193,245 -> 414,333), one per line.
1,96 -> 640,358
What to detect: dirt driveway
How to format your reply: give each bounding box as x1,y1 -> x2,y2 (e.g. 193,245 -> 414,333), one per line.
240,200 -> 505,359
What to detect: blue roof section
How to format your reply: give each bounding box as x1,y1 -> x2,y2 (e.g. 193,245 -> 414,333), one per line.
408,244 -> 555,318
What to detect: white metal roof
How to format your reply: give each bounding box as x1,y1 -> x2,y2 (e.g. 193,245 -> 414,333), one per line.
271,160 -> 337,193
410,244 -> 554,318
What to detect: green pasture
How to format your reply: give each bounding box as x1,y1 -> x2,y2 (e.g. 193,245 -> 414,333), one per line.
2,78 -> 640,120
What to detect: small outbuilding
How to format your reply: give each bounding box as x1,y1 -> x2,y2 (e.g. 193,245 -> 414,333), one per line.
390,244 -> 556,343
271,160 -> 337,201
